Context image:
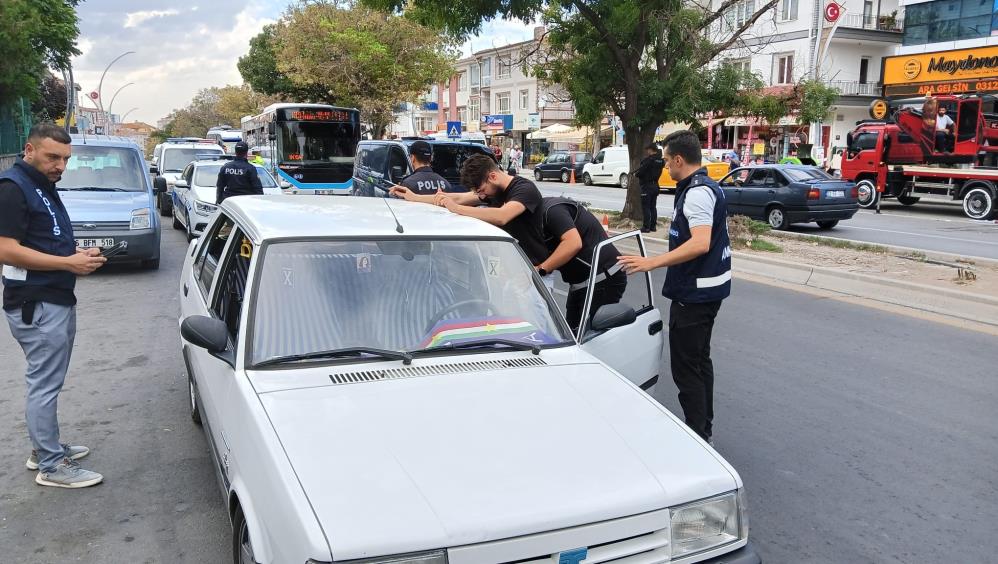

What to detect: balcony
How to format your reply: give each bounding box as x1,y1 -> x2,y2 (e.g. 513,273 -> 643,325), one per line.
824,80 -> 883,104
826,12 -> 904,43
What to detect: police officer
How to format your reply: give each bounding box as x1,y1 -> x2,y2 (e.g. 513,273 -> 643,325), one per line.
216,141 -> 263,204
395,140 -> 450,195
534,197 -> 626,332
0,123 -> 106,488
618,130 -> 731,444
248,148 -> 265,166
634,144 -> 665,233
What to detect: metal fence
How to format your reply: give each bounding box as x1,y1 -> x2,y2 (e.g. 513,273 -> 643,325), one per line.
825,81 -> 882,96
0,97 -> 31,157
834,13 -> 904,32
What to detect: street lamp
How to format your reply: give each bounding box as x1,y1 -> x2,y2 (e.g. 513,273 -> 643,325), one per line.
107,82 -> 135,123
96,51 -> 135,113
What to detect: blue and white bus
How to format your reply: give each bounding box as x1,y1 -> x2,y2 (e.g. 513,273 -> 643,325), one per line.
241,103 -> 361,195
205,126 -> 243,153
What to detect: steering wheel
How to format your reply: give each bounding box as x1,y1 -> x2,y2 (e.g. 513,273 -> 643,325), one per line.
423,299 -> 498,334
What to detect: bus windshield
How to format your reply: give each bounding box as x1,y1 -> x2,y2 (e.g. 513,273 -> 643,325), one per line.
278,121 -> 357,166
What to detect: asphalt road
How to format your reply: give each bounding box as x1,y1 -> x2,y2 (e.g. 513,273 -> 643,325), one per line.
0,226 -> 995,562
532,177 -> 998,260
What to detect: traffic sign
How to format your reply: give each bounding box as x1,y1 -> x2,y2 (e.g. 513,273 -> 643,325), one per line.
824,2 -> 841,22
446,121 -> 462,138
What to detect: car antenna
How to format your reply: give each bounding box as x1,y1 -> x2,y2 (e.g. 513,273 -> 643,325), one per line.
382,197 -> 404,233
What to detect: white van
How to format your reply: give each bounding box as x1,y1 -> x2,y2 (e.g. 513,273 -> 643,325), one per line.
582,146 -> 631,188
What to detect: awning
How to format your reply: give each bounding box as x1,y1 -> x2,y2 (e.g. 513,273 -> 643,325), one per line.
655,122 -> 697,141
527,123 -> 573,140
545,125 -> 613,142
722,116 -> 797,127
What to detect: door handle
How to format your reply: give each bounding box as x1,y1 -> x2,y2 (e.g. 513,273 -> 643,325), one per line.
183,283 -> 189,296
768,189 -> 776,193
648,320 -> 663,335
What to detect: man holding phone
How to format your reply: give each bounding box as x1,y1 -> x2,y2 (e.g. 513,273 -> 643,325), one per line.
0,124 -> 107,488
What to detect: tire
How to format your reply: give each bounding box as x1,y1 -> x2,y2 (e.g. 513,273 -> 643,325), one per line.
963,186 -> 996,220
766,205 -> 789,230
816,220 -> 839,229
158,192 -> 172,216
619,174 -> 629,190
232,505 -> 256,564
140,258 -> 160,270
896,194 -> 920,206
583,172 -> 593,186
855,179 -> 879,209
172,209 -> 183,230
188,372 -> 202,425
561,170 -> 570,183
534,169 -> 543,181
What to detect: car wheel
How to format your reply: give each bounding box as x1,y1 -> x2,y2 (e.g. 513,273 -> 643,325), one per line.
140,258 -> 160,270
188,372 -> 202,425
158,193 -> 172,216
172,209 -> 183,230
766,205 -> 789,230
816,220 -> 839,229
534,169 -> 543,181
232,505 -> 256,564
619,174 -> 629,190
896,194 -> 920,206
583,172 -> 593,186
963,187 -> 995,220
856,179 -> 879,209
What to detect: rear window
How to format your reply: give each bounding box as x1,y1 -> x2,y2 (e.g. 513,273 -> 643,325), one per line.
162,147 -> 222,172
783,168 -> 833,182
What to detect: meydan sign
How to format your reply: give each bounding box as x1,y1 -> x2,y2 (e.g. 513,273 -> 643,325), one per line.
926,53 -> 998,76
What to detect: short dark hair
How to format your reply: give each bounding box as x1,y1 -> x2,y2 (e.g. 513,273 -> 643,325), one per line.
662,130 -> 701,165
646,143 -> 660,153
460,154 -> 500,189
28,123 -> 71,145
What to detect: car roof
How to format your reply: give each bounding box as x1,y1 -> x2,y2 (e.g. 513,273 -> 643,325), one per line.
69,134 -> 141,149
222,196 -> 514,245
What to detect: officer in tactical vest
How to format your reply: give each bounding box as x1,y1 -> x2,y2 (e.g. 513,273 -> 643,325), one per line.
0,124 -> 107,488
617,130 -> 732,444
395,140 -> 451,195
216,141 -> 263,204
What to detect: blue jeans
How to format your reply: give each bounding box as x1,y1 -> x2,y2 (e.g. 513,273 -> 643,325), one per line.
5,302 -> 76,472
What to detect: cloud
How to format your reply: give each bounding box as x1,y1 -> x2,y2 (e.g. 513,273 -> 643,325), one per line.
123,9 -> 179,29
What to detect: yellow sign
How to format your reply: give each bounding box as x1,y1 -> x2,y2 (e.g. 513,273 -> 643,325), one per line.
884,46 -> 998,86
752,142 -> 765,156
869,99 -> 889,120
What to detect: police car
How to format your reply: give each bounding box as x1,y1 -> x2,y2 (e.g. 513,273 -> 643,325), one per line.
151,139 -> 224,217
178,196 -> 760,564
171,156 -> 281,241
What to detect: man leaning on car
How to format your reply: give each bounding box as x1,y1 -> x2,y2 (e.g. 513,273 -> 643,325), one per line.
0,123 -> 106,488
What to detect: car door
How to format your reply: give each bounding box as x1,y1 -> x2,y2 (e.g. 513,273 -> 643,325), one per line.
578,231 -> 664,391
591,150 -> 606,181
737,168 -> 776,219
387,146 -> 409,191
174,163 -> 193,225
718,168 -> 749,215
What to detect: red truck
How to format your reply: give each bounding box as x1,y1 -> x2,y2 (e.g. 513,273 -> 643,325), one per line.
840,95 -> 998,220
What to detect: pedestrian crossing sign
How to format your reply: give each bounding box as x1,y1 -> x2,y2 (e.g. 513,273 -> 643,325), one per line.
447,121 -> 462,138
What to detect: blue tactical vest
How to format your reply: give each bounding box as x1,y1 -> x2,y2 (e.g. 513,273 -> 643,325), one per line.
662,169 -> 732,303
0,159 -> 77,300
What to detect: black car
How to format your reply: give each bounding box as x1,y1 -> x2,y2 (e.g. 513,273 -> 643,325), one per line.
352,139 -> 495,197
719,165 -> 859,230
533,151 -> 592,183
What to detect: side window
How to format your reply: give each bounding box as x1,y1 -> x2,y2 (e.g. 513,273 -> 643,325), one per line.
388,147 -> 408,182
746,169 -> 770,186
212,228 -> 253,337
578,232 -> 653,341
182,164 -> 194,186
957,100 -> 980,141
194,214 -> 236,298
594,150 -> 605,164
770,170 -> 789,186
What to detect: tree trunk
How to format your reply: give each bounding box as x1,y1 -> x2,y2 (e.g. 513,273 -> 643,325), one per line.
621,126 -> 657,222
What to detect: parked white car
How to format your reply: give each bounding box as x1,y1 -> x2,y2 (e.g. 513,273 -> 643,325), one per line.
152,139 -> 224,217
583,145 -> 630,188
178,196 -> 760,564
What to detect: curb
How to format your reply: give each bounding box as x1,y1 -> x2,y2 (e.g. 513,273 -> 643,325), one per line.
766,229 -> 998,268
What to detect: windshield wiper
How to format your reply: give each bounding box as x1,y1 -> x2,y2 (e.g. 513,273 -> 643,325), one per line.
58,186 -> 126,192
421,339 -> 541,355
254,347 -> 413,368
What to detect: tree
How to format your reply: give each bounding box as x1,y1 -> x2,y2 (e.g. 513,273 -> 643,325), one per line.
240,3 -> 456,138
0,0 -> 81,105
364,0 -> 794,219
158,85 -> 280,138
31,73 -> 69,122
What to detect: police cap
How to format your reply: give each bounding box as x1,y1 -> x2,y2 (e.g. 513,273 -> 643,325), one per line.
410,140 -> 433,161
234,141 -> 249,154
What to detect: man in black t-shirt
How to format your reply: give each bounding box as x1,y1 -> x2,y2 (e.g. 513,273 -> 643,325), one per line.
534,198 -> 627,332
396,141 -> 451,195
391,154 -> 548,264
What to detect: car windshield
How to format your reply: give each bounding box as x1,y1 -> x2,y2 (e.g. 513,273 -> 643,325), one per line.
58,145 -> 145,192
193,164 -> 278,188
278,121 -> 357,166
162,148 -> 221,172
783,168 -> 833,182
250,238 -> 573,366
428,144 -> 491,186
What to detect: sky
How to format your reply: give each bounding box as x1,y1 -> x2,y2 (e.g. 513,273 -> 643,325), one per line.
71,1 -> 538,127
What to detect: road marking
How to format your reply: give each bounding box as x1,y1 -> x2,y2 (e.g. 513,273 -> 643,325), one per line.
834,225 -> 998,246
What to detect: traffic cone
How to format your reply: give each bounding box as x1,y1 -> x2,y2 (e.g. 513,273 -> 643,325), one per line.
569,167 -> 576,184
601,213 -> 609,233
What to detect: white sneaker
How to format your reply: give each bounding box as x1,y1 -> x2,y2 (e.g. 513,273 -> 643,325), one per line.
35,458 -> 103,489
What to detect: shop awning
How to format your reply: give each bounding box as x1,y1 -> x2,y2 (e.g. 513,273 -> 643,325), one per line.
527,123 -> 573,140
722,116 -> 798,127
545,125 -> 615,142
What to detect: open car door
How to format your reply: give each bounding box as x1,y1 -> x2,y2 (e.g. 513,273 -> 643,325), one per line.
578,230 -> 665,392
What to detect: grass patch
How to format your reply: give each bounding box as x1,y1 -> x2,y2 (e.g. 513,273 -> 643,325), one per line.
775,233 -> 890,254
746,239 -> 782,252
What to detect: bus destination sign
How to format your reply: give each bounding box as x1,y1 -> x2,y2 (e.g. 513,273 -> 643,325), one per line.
287,109 -> 353,122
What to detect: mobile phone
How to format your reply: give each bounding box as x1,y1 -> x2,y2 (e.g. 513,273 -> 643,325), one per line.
99,241 -> 128,258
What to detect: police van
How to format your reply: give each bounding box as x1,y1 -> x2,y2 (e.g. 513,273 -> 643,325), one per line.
352,138 -> 494,197
150,139 -> 223,216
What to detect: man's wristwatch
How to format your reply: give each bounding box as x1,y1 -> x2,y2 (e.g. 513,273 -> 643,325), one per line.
537,267 -> 548,276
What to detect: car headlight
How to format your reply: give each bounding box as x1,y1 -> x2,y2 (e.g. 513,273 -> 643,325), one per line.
670,491 -> 745,559
310,550 -> 446,564
195,201 -> 218,215
130,208 -> 151,230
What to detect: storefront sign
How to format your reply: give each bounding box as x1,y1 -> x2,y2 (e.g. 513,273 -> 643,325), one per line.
724,116 -> 797,127
869,99 -> 889,120
883,46 -> 998,96
527,113 -> 541,130
752,142 -> 766,155
481,114 -> 513,130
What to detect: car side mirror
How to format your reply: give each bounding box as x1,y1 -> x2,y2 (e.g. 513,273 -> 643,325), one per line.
153,176 -> 168,194
149,164 -> 158,174
181,315 -> 233,364
279,180 -> 291,189
175,179 -> 189,189
590,303 -> 637,331
845,133 -> 853,148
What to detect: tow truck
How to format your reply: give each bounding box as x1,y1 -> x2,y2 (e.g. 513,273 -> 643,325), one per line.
840,94 -> 998,220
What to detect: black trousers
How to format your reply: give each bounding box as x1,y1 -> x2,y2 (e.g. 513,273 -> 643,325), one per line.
641,185 -> 659,231
935,131 -> 953,153
565,271 -> 628,333
669,299 -> 722,441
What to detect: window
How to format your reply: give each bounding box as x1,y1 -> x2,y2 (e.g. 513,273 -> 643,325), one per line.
413,117 -> 435,133
194,214 -> 236,299
497,58 -> 512,79
481,58 -> 492,80
458,72 -> 467,91
519,89 -> 530,110
725,0 -> 756,28
496,92 -> 511,114
850,131 -> 880,151
458,107 -> 468,126
469,64 -> 480,87
213,227 -> 252,337
779,0 -> 798,21
859,58 -> 870,85
469,97 -> 480,122
904,0 -> 994,45
773,53 -> 794,84
726,58 -> 752,76
357,143 -> 389,175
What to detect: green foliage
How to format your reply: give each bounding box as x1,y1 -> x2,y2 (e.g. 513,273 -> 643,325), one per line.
794,80 -> 839,125
0,0 -> 81,104
240,3 -> 456,138
159,85 -> 280,138
31,74 -> 68,122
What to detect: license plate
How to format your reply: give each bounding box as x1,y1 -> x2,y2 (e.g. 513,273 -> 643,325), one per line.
827,190 -> 845,198
75,238 -> 114,249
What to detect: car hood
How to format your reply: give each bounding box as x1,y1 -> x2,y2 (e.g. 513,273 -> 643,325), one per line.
257,361 -> 737,560
58,190 -> 151,222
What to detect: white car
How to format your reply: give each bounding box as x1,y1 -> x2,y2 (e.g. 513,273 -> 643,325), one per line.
583,146 -> 630,188
172,158 -> 282,241
153,140 -> 224,217
178,196 -> 760,564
